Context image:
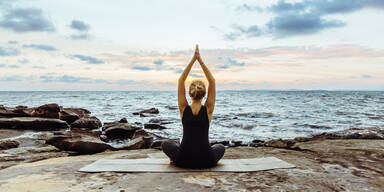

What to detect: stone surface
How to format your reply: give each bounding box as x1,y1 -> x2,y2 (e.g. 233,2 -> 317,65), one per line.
0,107 -> 31,118
31,103 -> 60,119
0,139 -> 20,150
1,139 -> 384,191
46,133 -> 114,154
140,108 -> 159,114
144,123 -> 167,130
0,117 -> 69,131
70,116 -> 102,129
102,118 -> 139,140
59,110 -> 80,124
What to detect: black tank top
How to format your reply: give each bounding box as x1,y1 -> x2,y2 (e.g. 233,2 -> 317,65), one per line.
176,105 -> 215,168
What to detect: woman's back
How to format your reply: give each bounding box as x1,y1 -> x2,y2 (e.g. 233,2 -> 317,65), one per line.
177,105 -> 214,168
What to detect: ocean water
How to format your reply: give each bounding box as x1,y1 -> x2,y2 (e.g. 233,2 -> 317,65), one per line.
1,91 -> 383,142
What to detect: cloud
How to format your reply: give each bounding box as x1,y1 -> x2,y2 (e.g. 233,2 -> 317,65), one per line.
71,34 -> 90,40
131,65 -> 152,71
228,0 -> 384,39
8,41 -> 18,44
153,59 -> 164,65
71,54 -> 105,64
40,75 -> 110,84
7,65 -> 19,68
0,8 -> 55,33
70,20 -> 90,31
0,46 -> 20,56
216,57 -> 245,69
18,59 -> 29,64
23,44 -> 57,51
0,75 -> 32,82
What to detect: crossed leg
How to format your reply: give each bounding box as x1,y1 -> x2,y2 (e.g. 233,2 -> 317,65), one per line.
161,140 -> 180,163
211,144 -> 225,164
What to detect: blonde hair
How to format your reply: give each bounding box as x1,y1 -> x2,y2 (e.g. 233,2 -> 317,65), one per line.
189,80 -> 206,100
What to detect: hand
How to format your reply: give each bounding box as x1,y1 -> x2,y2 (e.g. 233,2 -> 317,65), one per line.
195,44 -> 203,64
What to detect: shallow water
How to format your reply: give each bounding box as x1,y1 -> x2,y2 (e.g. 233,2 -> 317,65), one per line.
1,91 -> 383,142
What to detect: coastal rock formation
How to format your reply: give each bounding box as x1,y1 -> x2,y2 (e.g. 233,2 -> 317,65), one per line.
0,117 -> 69,131
70,116 -> 102,129
0,106 -> 32,118
46,133 -> 114,154
31,103 -> 60,119
133,107 -> 159,116
0,139 -> 20,150
144,123 -> 167,130
102,118 -> 140,140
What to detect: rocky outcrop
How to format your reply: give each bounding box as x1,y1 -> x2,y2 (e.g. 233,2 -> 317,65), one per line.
70,116 -> 102,129
0,139 -> 20,150
102,118 -> 140,140
133,107 -> 159,116
0,117 -> 69,131
113,136 -> 153,150
46,133 -> 114,154
144,123 -> 167,130
0,106 -> 32,118
31,104 -> 60,119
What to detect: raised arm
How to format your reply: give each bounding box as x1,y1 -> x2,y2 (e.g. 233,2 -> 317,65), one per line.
178,46 -> 197,115
196,45 -> 216,115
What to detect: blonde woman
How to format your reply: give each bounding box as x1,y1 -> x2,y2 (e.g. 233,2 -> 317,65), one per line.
162,45 -> 225,168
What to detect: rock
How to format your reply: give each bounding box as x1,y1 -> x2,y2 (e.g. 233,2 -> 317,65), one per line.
231,140 -> 244,147
132,129 -> 152,139
143,136 -> 154,148
0,139 -> 20,150
0,107 -> 31,118
265,139 -> 296,149
0,117 -> 69,131
102,118 -> 140,140
140,108 -> 159,114
59,110 -> 80,124
249,139 -> 265,147
46,133 -> 114,154
144,123 -> 167,130
210,140 -> 230,146
70,116 -> 102,129
150,140 -> 164,149
149,118 -> 173,125
31,103 -> 60,119
114,137 -> 146,150
0,104 -> 5,110
165,105 -> 178,110
61,108 -> 91,119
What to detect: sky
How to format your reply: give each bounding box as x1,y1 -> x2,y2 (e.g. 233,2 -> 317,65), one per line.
0,0 -> 383,91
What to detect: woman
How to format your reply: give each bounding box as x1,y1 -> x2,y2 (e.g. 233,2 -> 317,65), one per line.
162,45 -> 225,169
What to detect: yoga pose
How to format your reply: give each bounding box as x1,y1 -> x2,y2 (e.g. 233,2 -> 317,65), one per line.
162,45 -> 225,168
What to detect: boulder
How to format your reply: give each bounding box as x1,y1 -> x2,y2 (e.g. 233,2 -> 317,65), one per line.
0,139 -> 20,150
0,107 -> 31,118
210,140 -> 230,146
31,103 -> 60,119
132,129 -> 152,139
115,136 -> 153,150
0,117 -> 69,131
46,133 -> 114,154
70,116 -> 102,129
140,108 -> 159,114
144,123 -> 167,130
102,118 -> 140,140
149,118 -> 173,125
59,110 -> 80,124
61,108 -> 91,119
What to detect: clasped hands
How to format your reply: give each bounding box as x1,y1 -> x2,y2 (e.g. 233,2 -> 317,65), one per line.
192,44 -> 204,64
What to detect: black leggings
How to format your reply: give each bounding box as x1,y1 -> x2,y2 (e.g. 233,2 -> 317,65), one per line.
161,140 -> 225,165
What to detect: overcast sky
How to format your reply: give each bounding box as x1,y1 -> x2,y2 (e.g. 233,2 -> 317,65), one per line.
0,0 -> 383,91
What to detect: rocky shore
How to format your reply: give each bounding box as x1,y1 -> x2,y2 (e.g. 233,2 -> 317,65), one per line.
1,103 -> 384,191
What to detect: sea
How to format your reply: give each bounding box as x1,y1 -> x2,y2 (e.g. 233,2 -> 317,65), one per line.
1,91 -> 383,142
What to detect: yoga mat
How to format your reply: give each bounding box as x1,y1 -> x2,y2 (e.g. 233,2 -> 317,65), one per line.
79,157 -> 295,173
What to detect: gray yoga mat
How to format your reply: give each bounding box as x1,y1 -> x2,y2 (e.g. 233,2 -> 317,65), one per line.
79,157 -> 295,173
